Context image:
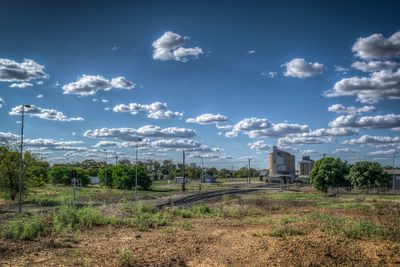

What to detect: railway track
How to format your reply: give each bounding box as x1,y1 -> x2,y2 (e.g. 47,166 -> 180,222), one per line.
155,187 -> 263,208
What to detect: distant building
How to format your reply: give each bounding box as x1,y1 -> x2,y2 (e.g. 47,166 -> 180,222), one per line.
201,174 -> 216,183
89,176 -> 100,185
268,146 -> 295,182
299,156 -> 315,176
384,168 -> 400,189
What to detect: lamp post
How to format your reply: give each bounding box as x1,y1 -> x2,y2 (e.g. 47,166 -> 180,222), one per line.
19,104 -> 31,214
135,138 -> 142,197
103,149 -> 108,187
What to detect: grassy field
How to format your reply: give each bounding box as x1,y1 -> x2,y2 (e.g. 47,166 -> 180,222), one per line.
1,189 -> 399,266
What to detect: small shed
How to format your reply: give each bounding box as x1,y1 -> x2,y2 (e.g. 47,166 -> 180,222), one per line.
201,174 -> 216,183
89,176 -> 100,185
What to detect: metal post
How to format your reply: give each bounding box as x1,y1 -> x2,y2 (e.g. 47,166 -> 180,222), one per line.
201,156 -> 204,183
18,106 -> 25,214
135,138 -> 142,196
182,150 -> 186,191
248,158 -> 251,184
393,152 -> 397,194
104,149 -> 108,187
115,156 -> 118,166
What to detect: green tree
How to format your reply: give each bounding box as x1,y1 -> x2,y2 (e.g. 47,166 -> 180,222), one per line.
310,157 -> 350,193
110,165 -> 152,190
347,161 -> 391,189
48,166 -> 89,186
0,147 -> 49,200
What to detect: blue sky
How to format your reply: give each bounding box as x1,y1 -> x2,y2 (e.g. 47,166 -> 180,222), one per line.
1,0 -> 399,169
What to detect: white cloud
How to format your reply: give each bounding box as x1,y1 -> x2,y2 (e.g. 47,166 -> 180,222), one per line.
24,138 -> 84,147
9,82 -> 33,88
248,140 -> 270,151
101,99 -> 109,103
248,50 -> 256,54
186,113 -> 228,124
36,81 -> 43,85
37,94 -> 43,98
277,136 -> 335,146
343,135 -> 400,145
152,139 -> 201,149
352,31 -> 400,59
282,58 -> 325,78
329,114 -> 400,129
9,105 -> 85,122
93,140 -> 120,148
296,127 -> 358,138
300,149 -> 318,155
325,69 -> 400,103
0,97 -> 4,108
368,149 -> 398,156
62,75 -> 134,96
0,131 -> 19,141
113,102 -> 183,120
351,60 -> 400,72
216,124 -> 233,130
152,31 -> 203,62
247,123 -> 309,138
233,117 -> 271,131
0,58 -> 48,82
334,66 -> 350,73
328,104 -> 376,114
332,148 -> 359,154
84,126 -> 196,141
93,99 -> 99,102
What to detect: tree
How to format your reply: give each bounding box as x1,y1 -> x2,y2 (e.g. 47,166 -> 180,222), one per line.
0,147 -> 49,200
49,166 -> 89,186
347,161 -> 391,189
310,157 -> 350,193
108,165 -> 152,190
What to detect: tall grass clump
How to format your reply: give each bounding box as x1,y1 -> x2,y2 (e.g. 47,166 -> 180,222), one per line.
2,216 -> 47,240
124,202 -> 171,230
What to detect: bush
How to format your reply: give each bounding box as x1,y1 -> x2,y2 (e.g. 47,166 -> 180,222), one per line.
347,161 -> 391,189
53,205 -> 107,233
2,216 -> 47,240
124,202 -> 171,230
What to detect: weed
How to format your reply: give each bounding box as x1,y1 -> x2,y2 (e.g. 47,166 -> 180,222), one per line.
268,225 -> 303,237
2,216 -> 47,240
179,221 -> 192,230
119,248 -> 134,267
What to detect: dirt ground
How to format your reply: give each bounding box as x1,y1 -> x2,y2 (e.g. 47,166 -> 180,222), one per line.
1,192 -> 400,267
2,218 -> 400,266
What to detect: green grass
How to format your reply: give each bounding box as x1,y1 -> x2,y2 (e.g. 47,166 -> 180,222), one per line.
307,212 -> 395,240
1,216 -> 48,240
268,225 -> 304,237
179,221 -> 192,230
124,202 -> 172,230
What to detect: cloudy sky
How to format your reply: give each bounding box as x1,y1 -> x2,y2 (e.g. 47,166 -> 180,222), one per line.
1,0 -> 399,169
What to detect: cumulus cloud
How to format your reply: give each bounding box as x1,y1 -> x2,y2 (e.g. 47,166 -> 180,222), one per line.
0,131 -> 19,141
352,31 -> 400,59
0,97 -> 4,108
62,75 -> 135,96
37,94 -> 43,98
24,138 -> 84,147
9,105 -> 84,122
152,139 -> 201,149
343,135 -> 400,145
332,148 -> 359,154
325,69 -> 400,103
282,58 -> 325,78
328,104 -> 376,114
334,66 -> 350,73
277,136 -> 335,146
186,113 -> 228,124
248,50 -> 256,54
296,127 -> 358,138
248,140 -> 270,151
329,114 -> 400,129
0,58 -> 48,82
93,140 -> 120,148
233,117 -> 271,131
84,126 -> 196,141
113,101 -> 183,120
368,149 -> 398,156
152,31 -> 203,62
9,82 -> 33,88
351,60 -> 400,72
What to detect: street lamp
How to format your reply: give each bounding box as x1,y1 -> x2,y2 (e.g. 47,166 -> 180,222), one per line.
135,138 -> 143,197
19,104 -> 31,214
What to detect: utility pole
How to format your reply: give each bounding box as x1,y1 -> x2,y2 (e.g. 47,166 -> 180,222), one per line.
104,149 -> 108,187
201,156 -> 204,183
182,150 -> 186,191
19,104 -> 31,214
393,152 -> 397,192
323,153 -> 326,158
248,158 -> 251,184
135,138 -> 142,197
115,156 -> 118,166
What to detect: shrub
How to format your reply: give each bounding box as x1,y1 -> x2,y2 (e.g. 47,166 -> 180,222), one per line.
49,166 -> 89,186
268,225 -> 303,237
2,216 -> 47,240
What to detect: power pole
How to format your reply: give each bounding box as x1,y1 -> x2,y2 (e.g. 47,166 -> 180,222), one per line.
201,156 -> 204,183
18,106 -> 25,214
248,158 -> 251,184
393,152 -> 397,192
115,156 -> 118,166
135,138 -> 142,197
182,150 -> 186,191
104,149 -> 108,187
